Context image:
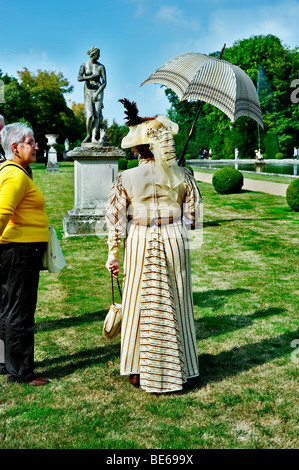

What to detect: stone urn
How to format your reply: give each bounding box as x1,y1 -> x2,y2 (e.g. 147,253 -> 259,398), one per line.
46,134 -> 59,148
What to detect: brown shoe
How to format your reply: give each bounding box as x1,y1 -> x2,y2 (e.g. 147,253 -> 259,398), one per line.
28,377 -> 50,386
129,374 -> 140,387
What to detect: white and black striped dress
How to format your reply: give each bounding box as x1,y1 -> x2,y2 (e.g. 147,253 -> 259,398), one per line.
106,160 -> 202,393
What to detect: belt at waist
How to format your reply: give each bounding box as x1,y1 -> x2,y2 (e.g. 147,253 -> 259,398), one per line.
129,217 -> 181,227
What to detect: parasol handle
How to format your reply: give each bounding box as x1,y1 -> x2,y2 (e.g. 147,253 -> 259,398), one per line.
178,43 -> 226,167
178,101 -> 203,166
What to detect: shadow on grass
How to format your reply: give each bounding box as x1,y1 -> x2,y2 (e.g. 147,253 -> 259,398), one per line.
203,217 -> 282,227
37,327 -> 298,384
34,288 -> 292,385
194,306 -> 285,340
198,328 -> 299,387
193,287 -> 249,312
36,342 -> 120,379
35,309 -> 107,332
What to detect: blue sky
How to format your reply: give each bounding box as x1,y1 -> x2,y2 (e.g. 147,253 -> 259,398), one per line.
0,0 -> 298,126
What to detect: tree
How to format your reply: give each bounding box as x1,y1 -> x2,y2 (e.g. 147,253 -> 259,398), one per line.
0,79 -> 33,125
222,35 -> 299,156
17,68 -> 75,152
106,120 -> 129,152
0,68 -> 86,156
164,35 -> 299,158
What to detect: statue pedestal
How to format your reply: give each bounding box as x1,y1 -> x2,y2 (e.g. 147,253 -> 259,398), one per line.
46,134 -> 59,173
46,147 -> 60,172
63,143 -> 125,237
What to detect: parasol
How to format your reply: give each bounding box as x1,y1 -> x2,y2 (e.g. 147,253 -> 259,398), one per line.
141,46 -> 263,165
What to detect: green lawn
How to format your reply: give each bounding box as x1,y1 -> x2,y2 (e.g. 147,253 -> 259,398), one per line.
0,162 -> 298,449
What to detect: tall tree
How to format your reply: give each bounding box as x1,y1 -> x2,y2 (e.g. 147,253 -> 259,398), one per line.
165,35 -> 299,158
0,68 -> 86,155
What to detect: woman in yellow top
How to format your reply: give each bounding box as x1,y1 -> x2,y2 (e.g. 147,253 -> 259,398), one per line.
0,123 -> 49,386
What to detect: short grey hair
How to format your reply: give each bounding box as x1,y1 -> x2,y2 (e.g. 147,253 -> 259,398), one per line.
0,115 -> 4,131
0,122 -> 34,160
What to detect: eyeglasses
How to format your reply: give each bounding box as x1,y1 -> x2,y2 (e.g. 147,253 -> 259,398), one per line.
19,140 -> 38,147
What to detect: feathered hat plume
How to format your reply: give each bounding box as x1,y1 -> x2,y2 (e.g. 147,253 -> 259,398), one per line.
119,98 -> 157,126
118,98 -> 142,126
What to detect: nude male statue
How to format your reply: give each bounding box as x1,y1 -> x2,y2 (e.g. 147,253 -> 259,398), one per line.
78,46 -> 107,143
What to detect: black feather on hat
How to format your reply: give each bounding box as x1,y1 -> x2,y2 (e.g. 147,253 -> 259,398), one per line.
119,98 -> 157,126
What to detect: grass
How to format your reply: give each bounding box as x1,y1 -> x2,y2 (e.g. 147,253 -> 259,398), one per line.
0,161 -> 298,449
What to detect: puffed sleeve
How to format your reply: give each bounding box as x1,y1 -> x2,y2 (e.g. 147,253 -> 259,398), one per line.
105,172 -> 128,260
182,168 -> 202,229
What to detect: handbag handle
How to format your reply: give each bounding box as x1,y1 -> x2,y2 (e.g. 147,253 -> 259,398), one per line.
111,271 -> 122,304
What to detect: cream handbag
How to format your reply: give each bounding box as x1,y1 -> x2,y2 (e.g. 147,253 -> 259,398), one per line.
103,272 -> 122,340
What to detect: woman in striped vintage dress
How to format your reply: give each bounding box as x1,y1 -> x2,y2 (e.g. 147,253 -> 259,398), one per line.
105,99 -> 202,393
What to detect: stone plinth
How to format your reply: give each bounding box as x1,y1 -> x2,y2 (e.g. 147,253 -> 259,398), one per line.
63,143 -> 125,237
46,148 -> 60,172
46,134 -> 59,173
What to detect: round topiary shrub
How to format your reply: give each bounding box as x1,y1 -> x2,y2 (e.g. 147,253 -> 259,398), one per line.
212,167 -> 244,194
127,159 -> 139,169
118,158 -> 128,171
286,178 -> 299,212
275,152 -> 284,159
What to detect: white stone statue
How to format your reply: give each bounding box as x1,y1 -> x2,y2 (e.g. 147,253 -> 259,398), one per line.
255,149 -> 264,162
78,46 -> 107,144
64,138 -> 70,151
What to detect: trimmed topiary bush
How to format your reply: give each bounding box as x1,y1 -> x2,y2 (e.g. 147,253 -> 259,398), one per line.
275,152 -> 284,159
118,158 -> 128,171
264,132 -> 279,159
127,159 -> 139,169
286,178 -> 299,212
212,167 -> 244,194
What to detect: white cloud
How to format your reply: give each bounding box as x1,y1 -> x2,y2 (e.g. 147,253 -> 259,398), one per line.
206,1 -> 299,51
156,5 -> 201,31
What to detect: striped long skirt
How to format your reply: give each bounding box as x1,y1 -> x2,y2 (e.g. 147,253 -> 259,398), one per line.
120,220 -> 199,393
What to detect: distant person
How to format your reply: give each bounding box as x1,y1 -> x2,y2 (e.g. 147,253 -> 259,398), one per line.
209,148 -> 212,158
235,148 -> 239,160
203,148 -> 208,159
293,147 -> 298,160
0,123 -> 49,385
78,46 -> 107,143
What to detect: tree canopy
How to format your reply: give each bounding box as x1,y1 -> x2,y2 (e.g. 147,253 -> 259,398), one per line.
166,34 -> 299,159
0,68 -> 85,156
0,34 -> 298,159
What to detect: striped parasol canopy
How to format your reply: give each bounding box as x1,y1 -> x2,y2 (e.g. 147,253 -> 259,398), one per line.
141,52 -> 263,128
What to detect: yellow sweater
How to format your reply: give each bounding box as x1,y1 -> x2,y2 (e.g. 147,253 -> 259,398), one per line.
0,162 -> 49,244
